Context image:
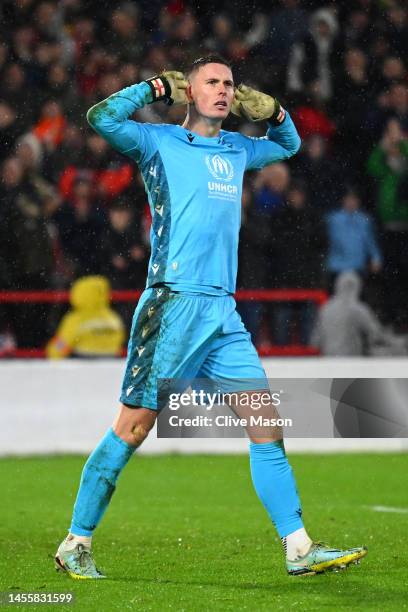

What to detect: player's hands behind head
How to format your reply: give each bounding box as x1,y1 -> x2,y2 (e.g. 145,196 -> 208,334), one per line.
231,84 -> 285,124
161,71 -> 189,105
145,71 -> 188,106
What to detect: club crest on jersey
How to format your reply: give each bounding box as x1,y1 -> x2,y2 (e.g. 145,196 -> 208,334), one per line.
205,154 -> 234,182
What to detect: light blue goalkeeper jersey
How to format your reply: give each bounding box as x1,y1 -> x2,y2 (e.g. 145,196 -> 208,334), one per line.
87,81 -> 300,294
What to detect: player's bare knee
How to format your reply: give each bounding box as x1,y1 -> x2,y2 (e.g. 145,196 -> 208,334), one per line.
129,422 -> 151,446
113,404 -> 157,447
114,420 -> 154,447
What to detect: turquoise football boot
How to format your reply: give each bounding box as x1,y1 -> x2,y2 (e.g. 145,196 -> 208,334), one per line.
287,542 -> 368,576
55,543 -> 106,580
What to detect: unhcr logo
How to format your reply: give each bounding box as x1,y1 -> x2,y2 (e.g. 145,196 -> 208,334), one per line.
205,154 -> 234,181
208,182 -> 238,195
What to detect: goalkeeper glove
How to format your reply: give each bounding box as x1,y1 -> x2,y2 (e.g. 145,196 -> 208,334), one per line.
145,71 -> 188,106
231,84 -> 286,125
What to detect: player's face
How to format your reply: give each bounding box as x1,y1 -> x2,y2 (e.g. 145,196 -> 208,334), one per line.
188,63 -> 234,121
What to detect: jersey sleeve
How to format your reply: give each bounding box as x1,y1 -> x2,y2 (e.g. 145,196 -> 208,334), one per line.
86,81 -> 161,165
241,112 -> 301,170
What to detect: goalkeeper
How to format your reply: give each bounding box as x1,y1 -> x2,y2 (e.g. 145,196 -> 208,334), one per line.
55,55 -> 367,578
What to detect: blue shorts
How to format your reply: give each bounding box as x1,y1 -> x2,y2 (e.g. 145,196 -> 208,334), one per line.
119,287 -> 267,410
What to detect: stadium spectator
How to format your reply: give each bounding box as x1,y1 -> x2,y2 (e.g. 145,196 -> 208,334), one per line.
325,188 -> 382,288
367,118 -> 408,327
379,56 -> 406,92
236,183 -> 269,343
107,3 -> 144,63
290,134 -> 339,209
57,132 -> 134,205
253,162 -> 290,217
16,133 -> 44,174
42,123 -> 85,184
334,47 -> 372,182
367,118 -> 408,227
367,82 -> 408,141
383,1 -> 407,59
343,7 -> 373,51
54,177 -> 104,278
33,99 -> 66,149
9,25 -> 36,68
290,82 -> 337,142
171,10 -> 201,52
383,83 -> 408,135
96,72 -> 124,101
46,275 -> 125,358
34,1 -> 68,44
204,13 -> 234,56
44,63 -> 77,111
268,181 -> 326,345
0,158 -> 23,346
101,199 -> 147,291
0,154 -> 59,346
0,158 -> 25,291
2,63 -> 33,129
0,101 -> 21,162
118,62 -> 140,88
312,271 -> 406,356
287,8 -> 342,103
74,28 -> 106,99
0,156 -> 58,291
100,196 -> 148,326
267,0 -> 308,68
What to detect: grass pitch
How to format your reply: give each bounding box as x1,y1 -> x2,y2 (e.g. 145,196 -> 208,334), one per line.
0,453 -> 407,611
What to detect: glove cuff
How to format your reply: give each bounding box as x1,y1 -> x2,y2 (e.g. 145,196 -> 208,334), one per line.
268,99 -> 286,126
144,75 -> 172,104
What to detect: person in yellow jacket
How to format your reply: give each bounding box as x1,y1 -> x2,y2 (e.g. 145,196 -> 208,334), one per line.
47,276 -> 125,358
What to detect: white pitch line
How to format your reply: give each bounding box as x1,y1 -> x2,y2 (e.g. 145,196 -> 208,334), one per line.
367,505 -> 408,514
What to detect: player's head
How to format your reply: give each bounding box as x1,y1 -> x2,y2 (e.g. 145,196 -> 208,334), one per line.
186,55 -> 234,121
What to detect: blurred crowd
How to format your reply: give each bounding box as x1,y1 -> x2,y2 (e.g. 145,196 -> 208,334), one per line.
0,0 -> 407,353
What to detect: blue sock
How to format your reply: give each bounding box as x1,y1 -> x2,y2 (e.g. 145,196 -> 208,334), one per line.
70,428 -> 135,536
249,440 -> 304,538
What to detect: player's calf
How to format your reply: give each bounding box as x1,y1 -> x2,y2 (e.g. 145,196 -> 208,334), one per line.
55,405 -> 157,579
227,390 -> 283,442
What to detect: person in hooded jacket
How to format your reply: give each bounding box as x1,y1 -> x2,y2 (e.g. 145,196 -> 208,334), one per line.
311,271 -> 404,356
287,7 -> 343,104
46,275 -> 125,358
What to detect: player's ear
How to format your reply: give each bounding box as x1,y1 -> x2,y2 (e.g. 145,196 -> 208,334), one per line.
186,82 -> 194,104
